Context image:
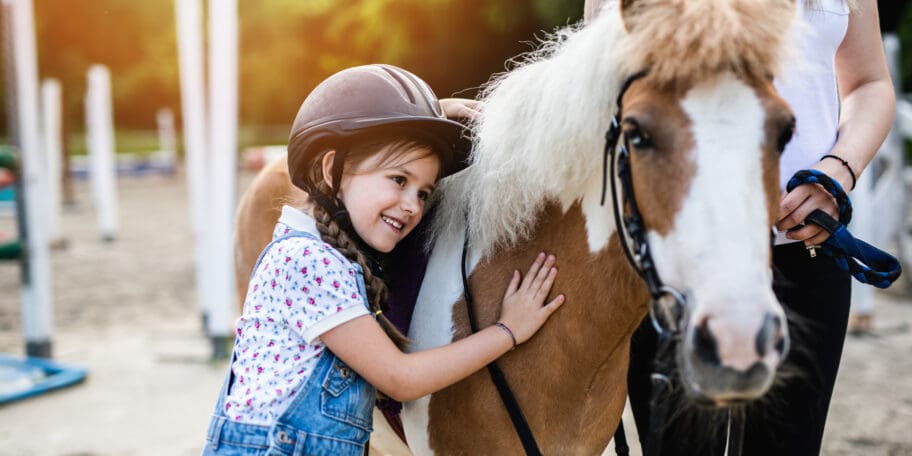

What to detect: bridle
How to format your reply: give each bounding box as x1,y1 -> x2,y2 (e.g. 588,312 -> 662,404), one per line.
601,71 -> 687,338
603,72 -> 744,456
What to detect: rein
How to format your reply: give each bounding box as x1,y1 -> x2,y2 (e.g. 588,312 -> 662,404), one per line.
460,220 -> 543,456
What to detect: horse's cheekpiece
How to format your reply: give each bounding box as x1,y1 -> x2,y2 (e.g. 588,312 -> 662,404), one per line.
602,71 -> 688,337
786,169 -> 902,288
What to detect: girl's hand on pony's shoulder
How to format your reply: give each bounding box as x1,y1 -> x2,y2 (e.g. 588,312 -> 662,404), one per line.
498,253 -> 565,345
440,98 -> 482,121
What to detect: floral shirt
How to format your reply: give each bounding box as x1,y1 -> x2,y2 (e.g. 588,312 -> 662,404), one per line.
223,206 -> 369,425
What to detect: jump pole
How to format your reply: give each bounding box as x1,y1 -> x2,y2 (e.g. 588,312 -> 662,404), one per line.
174,0 -> 211,326
84,65 -> 119,242
41,78 -> 63,246
2,0 -> 54,358
205,0 -> 239,358
155,108 -> 177,171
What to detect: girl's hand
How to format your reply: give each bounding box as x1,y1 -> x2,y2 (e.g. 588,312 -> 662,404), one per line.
440,98 -> 481,121
497,253 -> 565,345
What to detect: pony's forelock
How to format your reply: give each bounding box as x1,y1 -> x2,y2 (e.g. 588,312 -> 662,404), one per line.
618,0 -> 796,86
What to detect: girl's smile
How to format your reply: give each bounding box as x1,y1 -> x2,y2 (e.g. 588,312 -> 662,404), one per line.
333,147 -> 440,253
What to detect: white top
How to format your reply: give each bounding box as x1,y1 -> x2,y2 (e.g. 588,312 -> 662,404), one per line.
223,205 -> 369,425
773,0 -> 849,243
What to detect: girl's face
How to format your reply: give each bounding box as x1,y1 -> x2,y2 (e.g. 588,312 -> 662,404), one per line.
331,146 -> 441,253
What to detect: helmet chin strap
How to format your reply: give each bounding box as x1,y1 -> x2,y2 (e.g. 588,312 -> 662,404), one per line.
310,149 -> 388,278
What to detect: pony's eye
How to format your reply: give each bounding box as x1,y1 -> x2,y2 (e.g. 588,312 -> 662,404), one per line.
776,119 -> 795,153
621,118 -> 654,151
627,129 -> 654,150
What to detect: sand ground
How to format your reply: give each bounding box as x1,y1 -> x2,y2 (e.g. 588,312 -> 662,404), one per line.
0,172 -> 910,455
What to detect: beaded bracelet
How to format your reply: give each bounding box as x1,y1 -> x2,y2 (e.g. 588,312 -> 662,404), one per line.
494,322 -> 517,350
820,154 -> 857,191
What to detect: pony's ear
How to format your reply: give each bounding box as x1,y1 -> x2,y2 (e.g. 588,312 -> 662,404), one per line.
618,0 -> 642,31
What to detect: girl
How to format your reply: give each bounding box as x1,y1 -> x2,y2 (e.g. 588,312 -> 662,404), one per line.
203,64 -> 565,455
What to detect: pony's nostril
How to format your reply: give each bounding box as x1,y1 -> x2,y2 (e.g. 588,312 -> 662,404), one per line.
756,313 -> 784,357
774,333 -> 787,357
694,318 -> 720,366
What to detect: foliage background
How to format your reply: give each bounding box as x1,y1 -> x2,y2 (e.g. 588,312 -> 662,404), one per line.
1,0 -> 911,152
0,0 -> 585,148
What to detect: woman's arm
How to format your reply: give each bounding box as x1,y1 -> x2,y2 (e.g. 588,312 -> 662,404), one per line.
778,0 -> 895,244
440,98 -> 481,121
827,0 -> 895,189
321,253 -> 564,402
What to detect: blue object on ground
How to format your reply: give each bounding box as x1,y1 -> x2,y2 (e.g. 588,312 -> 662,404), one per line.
0,186 -> 13,202
0,354 -> 88,404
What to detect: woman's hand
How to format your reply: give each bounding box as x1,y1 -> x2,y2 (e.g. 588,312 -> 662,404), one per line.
776,168 -> 843,246
440,98 -> 481,121
498,252 -> 565,345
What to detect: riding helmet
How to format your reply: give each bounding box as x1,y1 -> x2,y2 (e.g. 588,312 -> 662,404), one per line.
287,64 -> 471,194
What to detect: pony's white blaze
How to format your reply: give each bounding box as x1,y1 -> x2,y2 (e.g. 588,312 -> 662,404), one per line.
402,215 -> 480,455
648,73 -> 782,371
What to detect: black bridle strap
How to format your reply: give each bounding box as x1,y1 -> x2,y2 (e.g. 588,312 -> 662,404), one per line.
606,72 -> 679,456
613,421 -> 631,456
601,70 -> 649,207
461,220 -> 543,456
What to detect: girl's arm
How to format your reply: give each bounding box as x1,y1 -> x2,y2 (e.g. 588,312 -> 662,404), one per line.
778,0 -> 894,244
321,253 -> 564,402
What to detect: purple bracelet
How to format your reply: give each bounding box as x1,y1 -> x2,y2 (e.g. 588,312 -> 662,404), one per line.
494,322 -> 517,349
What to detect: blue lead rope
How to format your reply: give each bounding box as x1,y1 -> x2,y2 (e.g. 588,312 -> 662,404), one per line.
786,169 -> 902,288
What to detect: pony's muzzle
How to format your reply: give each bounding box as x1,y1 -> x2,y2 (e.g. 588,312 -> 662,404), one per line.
682,312 -> 787,403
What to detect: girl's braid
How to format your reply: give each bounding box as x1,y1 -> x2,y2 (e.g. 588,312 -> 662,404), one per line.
312,204 -> 409,349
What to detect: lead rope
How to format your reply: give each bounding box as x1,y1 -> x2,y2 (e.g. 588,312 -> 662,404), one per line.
461,216 -> 543,456
786,169 -> 901,288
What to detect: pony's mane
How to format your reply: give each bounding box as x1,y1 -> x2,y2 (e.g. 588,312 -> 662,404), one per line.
432,0 -> 796,256
618,0 -> 796,86
431,11 -> 626,256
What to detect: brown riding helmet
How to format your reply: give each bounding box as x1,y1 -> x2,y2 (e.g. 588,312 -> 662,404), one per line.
287,64 -> 472,194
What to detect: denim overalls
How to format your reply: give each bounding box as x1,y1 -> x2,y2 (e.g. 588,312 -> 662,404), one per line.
204,230 -> 376,456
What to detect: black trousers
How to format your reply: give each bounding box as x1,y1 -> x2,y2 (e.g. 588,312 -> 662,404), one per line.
627,242 -> 852,456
